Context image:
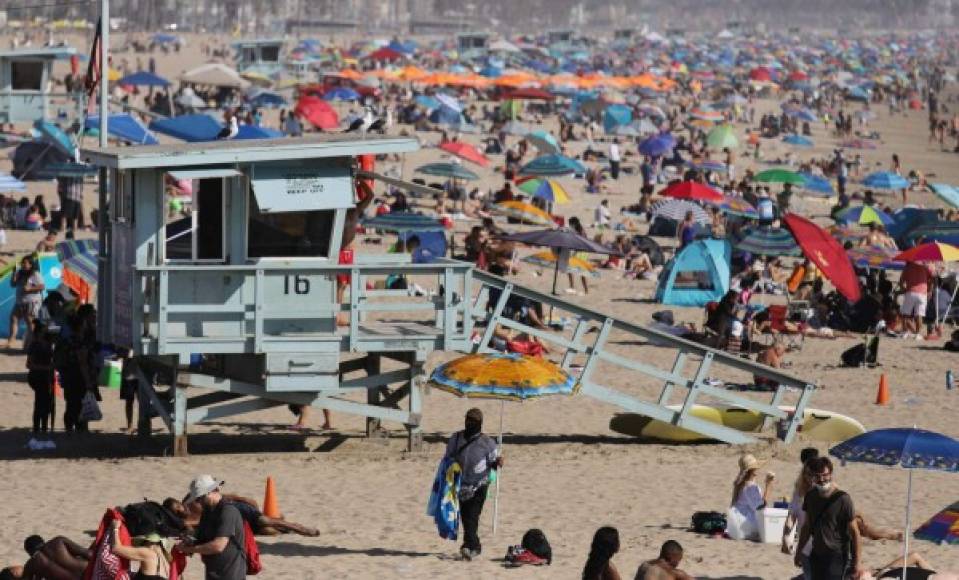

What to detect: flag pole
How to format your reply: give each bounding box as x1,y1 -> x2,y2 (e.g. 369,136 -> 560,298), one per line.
99,0 -> 109,148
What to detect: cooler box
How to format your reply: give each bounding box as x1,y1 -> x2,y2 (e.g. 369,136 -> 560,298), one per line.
98,360 -> 122,389
758,507 -> 788,543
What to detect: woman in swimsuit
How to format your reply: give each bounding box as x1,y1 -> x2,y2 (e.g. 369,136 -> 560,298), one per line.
110,520 -> 172,580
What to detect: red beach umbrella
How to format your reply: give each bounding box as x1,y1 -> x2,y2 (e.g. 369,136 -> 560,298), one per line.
783,213 -> 861,302
294,96 -> 339,130
660,181 -> 724,203
439,141 -> 490,167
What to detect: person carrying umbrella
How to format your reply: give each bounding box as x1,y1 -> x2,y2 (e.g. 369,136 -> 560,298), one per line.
795,456 -> 865,580
445,408 -> 502,561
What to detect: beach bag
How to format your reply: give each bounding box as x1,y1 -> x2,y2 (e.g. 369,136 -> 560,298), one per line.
691,511 -> 727,534
840,343 -> 866,367
240,520 -> 262,575
80,391 -> 103,422
521,529 -> 552,564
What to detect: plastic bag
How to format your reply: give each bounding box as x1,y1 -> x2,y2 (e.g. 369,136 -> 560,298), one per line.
80,391 -> 103,422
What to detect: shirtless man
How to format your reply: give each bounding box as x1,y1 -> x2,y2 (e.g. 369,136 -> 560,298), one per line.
2,535 -> 90,580
635,541 -> 692,580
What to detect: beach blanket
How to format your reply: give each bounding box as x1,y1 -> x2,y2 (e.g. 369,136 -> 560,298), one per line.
83,509 -> 131,580
426,456 -> 462,541
83,509 -> 188,580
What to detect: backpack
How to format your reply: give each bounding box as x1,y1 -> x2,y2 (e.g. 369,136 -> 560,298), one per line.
120,501 -> 186,538
233,519 -> 262,575
520,529 -> 552,564
841,342 -> 866,367
691,511 -> 727,535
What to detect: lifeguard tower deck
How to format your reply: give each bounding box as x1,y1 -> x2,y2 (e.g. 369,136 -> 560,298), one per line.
82,135 -> 817,456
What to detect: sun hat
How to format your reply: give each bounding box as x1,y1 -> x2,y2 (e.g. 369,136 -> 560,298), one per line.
738,454 -> 762,473
132,533 -> 174,562
185,474 -> 223,503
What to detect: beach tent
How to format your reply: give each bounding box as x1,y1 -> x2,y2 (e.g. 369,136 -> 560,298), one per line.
654,239 -> 731,307
398,230 -> 448,263
149,115 -> 279,142
85,115 -> 159,145
180,63 -> 249,89
603,104 -> 632,134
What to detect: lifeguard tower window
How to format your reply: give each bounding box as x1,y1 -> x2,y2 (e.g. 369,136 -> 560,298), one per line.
247,188 -> 333,258
11,61 -> 43,91
242,47 -> 256,63
260,45 -> 280,62
165,177 -> 225,262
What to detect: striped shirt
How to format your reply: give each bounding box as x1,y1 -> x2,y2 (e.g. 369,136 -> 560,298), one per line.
57,176 -> 84,203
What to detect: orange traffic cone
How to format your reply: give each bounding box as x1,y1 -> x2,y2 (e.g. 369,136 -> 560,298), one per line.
875,374 -> 890,405
263,477 -> 280,518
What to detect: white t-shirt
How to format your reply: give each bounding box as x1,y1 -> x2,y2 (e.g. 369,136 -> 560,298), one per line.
595,204 -> 611,225
609,143 -> 621,162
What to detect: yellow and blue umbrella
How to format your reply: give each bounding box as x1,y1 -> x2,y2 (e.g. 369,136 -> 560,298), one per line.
836,205 -> 894,226
517,178 -> 571,204
492,201 -> 553,226
430,352 -> 577,401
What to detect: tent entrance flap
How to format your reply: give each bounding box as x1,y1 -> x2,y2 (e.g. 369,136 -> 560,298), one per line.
251,164 -> 353,213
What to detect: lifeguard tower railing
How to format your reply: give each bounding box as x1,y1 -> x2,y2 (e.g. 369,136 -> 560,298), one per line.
137,255 -> 814,452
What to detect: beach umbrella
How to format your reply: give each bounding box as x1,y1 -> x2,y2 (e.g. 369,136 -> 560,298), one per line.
518,155 -> 586,177
847,246 -> 904,271
180,63 -> 249,88
638,133 -> 675,157
863,171 -> 910,190
755,168 -> 806,185
522,251 -> 597,277
240,71 -> 273,88
893,242 -> 959,263
835,205 -> 894,227
660,181 -> 724,203
117,71 -> 170,87
322,87 -> 360,101
705,125 -> 738,149
712,196 -> 758,219
783,108 -> 817,122
524,130 -> 560,155
688,160 -> 728,174
414,95 -> 441,110
294,96 -> 339,130
415,162 -> 480,181
247,89 -> 287,108
783,213 -> 861,302
782,134 -> 813,148
734,226 -> 801,256
429,352 -> 578,533
930,184 -> 959,208
799,173 -> 835,196
650,199 -> 710,224
361,212 -> 446,233
499,227 -> 617,297
491,201 -> 553,226
830,428 -> 959,580
435,94 -> 463,112
501,121 -> 530,136
914,501 -> 959,545
517,178 -> 571,204
84,114 -> 158,145
34,120 -> 76,157
439,141 -> 489,167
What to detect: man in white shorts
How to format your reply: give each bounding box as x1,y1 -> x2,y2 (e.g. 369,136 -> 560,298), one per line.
899,261 -> 933,338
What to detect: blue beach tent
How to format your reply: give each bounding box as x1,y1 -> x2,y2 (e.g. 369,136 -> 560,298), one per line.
655,239 -> 731,307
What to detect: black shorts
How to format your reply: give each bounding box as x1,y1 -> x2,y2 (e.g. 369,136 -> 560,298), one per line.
119,378 -> 138,401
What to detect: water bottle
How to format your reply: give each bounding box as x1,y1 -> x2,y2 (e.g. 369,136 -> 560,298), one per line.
948,370 -> 954,391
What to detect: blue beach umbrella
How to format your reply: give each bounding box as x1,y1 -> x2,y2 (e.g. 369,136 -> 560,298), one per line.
322,87 -> 361,101
799,173 -> 835,196
831,428 -> 959,580
117,71 -> 171,87
518,154 -> 586,177
638,133 -> 676,157
782,134 -> 813,147
862,171 -> 910,190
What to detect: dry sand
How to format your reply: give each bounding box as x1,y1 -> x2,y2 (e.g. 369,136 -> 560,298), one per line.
0,32 -> 957,579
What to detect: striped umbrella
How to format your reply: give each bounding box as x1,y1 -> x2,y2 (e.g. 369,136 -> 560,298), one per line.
660,181 -> 724,203
55,239 -> 98,261
836,205 -> 894,226
492,201 -> 553,226
688,160 -> 727,173
522,250 -> 598,277
524,130 -> 561,154
734,226 -> 801,256
650,199 -> 710,224
517,178 -> 571,204
893,242 -> 959,263
415,162 -> 480,181
361,212 -> 447,233
914,501 -> 959,545
847,246 -> 904,271
862,171 -> 910,190
62,252 -> 98,303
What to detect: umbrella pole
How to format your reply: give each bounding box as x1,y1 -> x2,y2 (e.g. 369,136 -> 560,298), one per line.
549,261 -> 560,322
492,399 -> 504,536
902,469 -> 913,580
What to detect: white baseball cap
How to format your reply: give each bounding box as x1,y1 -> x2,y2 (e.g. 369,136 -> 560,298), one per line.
185,474 -> 223,503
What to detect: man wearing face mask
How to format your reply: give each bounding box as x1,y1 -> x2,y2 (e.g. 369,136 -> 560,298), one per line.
178,475 -> 247,580
445,408 -> 502,561
795,457 -> 864,580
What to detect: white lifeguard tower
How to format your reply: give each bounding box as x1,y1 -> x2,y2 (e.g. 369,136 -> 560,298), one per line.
233,38 -> 285,76
0,46 -> 76,124
82,135 -> 817,456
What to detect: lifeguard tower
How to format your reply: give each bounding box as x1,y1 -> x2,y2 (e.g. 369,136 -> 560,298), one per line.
0,46 -> 76,124
233,38 -> 285,76
456,32 -> 489,59
82,135 -> 818,457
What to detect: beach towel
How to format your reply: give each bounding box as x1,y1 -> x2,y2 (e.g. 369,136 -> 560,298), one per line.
426,456 -> 462,541
83,509 -> 131,580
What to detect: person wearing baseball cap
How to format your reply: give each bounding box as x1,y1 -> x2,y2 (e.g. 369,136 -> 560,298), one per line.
177,475 -> 246,579
444,408 -> 502,561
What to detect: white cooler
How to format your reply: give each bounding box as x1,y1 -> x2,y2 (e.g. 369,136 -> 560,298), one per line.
757,507 -> 789,544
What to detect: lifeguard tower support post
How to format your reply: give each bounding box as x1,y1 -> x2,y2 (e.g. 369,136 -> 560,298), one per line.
233,39 -> 285,76
0,46 -> 76,124
83,135 -> 818,457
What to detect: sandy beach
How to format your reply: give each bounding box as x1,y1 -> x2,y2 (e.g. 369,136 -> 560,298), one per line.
0,31 -> 957,579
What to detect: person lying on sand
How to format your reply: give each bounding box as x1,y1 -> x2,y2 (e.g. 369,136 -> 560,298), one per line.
164,495 -> 319,537
634,540 -> 693,580
2,535 -> 91,580
863,551 -> 959,580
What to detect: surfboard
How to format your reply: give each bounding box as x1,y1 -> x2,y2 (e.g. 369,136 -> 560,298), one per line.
609,404 -> 865,443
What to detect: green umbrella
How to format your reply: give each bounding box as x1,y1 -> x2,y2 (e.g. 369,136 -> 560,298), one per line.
706,124 -> 739,149
414,162 -> 480,181
754,168 -> 805,185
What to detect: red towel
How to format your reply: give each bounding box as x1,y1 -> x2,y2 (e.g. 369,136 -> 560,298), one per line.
83,509 -> 130,580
